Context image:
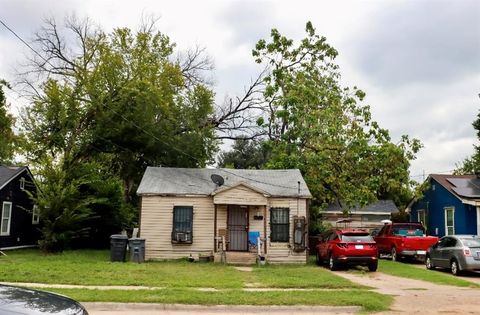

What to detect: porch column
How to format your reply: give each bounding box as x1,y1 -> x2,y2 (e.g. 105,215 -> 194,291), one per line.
214,204 -> 217,252
264,205 -> 267,254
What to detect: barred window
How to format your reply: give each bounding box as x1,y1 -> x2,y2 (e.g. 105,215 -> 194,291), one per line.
172,206 -> 193,243
270,208 -> 289,242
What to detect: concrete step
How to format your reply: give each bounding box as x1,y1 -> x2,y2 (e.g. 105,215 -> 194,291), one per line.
225,251 -> 256,265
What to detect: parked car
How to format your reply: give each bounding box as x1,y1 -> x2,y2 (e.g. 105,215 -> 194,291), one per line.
426,235 -> 480,276
316,229 -> 378,271
374,222 -> 438,261
0,284 -> 88,314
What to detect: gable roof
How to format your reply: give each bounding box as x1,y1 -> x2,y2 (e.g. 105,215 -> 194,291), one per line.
211,181 -> 271,197
324,200 -> 399,214
430,174 -> 480,201
137,167 -> 312,198
0,166 -> 29,190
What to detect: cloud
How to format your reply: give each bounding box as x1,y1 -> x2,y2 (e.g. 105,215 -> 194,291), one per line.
349,0 -> 480,87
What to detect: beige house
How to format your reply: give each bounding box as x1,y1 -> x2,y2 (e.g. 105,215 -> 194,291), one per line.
137,167 -> 311,264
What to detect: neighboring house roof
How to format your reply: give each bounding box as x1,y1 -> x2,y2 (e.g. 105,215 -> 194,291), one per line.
0,166 -> 29,190
428,174 -> 480,206
324,200 -> 399,214
137,167 -> 312,198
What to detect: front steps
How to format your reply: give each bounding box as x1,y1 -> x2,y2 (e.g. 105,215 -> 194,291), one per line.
225,251 -> 257,265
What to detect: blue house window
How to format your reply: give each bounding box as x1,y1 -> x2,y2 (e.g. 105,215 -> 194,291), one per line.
172,206 -> 193,243
444,207 -> 455,236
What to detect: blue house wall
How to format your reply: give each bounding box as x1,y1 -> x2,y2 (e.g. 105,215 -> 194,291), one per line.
410,178 -> 477,237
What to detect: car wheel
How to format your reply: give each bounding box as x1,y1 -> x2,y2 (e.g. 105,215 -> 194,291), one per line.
329,254 -> 338,271
425,256 -> 435,270
451,259 -> 461,276
316,252 -> 321,266
391,247 -> 398,262
368,262 -> 378,272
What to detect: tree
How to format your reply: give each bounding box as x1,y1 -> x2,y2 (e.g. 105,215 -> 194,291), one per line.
252,22 -> 422,212
218,137 -> 270,169
21,17 -> 218,203
456,109 -> 480,174
0,80 -> 17,164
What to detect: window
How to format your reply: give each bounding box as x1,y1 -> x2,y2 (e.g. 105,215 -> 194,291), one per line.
417,209 -> 426,226
19,177 -> 25,190
270,207 -> 289,242
1,202 -> 12,236
444,237 -> 458,248
32,205 -> 40,225
444,207 -> 455,236
171,206 -> 193,243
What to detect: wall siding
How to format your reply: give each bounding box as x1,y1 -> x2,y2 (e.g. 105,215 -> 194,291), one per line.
214,186 -> 267,205
141,194 -> 309,263
140,196 -> 215,260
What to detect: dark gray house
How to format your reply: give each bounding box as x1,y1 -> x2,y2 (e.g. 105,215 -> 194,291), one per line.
0,166 -> 40,249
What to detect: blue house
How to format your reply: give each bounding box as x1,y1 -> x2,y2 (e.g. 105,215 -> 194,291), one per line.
409,174 -> 480,237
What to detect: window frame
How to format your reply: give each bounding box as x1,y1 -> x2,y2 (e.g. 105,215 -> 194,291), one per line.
19,177 -> 25,190
417,209 -> 426,226
32,205 -> 40,225
171,206 -> 193,244
444,207 -> 455,236
1,201 -> 12,236
270,207 -> 290,243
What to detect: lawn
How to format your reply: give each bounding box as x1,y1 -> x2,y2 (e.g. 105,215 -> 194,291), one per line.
378,260 -> 480,288
0,249 -> 391,312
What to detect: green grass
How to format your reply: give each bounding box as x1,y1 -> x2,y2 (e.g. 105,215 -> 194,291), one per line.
0,249 -> 244,288
45,288 -> 392,313
378,260 -> 480,288
251,264 -> 367,288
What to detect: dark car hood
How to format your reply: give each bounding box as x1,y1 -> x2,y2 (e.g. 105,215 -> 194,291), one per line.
0,285 -> 86,315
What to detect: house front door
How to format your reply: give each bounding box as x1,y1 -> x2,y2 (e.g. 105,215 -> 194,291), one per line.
228,206 -> 248,251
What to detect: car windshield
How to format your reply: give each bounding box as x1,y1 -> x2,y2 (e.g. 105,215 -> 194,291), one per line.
460,238 -> 480,247
341,233 -> 373,242
392,225 -> 425,237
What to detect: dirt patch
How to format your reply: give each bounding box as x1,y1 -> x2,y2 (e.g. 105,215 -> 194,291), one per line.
335,271 -> 480,314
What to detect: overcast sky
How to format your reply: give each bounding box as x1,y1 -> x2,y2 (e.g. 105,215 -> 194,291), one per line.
1,0 -> 479,180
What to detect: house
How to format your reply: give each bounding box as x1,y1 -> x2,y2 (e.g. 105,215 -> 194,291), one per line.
409,174 -> 480,237
136,167 -> 312,264
0,166 -> 40,249
321,200 -> 398,230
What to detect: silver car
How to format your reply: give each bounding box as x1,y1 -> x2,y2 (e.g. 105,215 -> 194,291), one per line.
426,235 -> 480,276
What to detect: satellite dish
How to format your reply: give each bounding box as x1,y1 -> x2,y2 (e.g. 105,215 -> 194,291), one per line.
211,174 -> 225,187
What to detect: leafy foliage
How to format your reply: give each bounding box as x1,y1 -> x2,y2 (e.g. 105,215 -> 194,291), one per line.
0,80 -> 17,164
252,22 -> 422,212
218,138 -> 270,169
456,109 -> 480,174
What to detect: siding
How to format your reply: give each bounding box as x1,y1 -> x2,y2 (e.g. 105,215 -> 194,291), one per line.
266,198 -> 308,264
214,185 -> 267,205
140,196 -> 215,260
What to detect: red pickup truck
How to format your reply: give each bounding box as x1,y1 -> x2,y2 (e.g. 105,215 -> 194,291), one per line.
374,223 -> 438,261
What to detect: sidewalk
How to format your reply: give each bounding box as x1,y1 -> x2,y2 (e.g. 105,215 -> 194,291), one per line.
84,303 -> 360,315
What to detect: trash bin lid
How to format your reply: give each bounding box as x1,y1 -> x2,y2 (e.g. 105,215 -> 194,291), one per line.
128,238 -> 145,241
110,234 -> 128,240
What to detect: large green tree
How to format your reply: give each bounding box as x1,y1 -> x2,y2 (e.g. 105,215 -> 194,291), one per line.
252,22 -> 421,211
218,137 -> 270,169
0,80 -> 17,164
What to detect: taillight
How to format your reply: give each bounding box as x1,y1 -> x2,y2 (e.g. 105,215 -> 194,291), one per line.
337,243 -> 347,249
463,247 -> 472,257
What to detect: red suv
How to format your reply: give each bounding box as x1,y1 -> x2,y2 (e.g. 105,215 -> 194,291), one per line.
316,229 -> 378,271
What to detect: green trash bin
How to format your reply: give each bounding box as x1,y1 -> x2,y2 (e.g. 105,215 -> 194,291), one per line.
129,238 -> 145,263
110,234 -> 128,262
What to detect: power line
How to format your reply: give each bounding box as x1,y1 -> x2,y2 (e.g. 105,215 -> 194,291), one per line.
0,18 -> 300,191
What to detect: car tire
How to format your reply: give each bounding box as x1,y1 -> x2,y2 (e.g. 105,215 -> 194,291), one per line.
425,255 -> 435,270
368,262 -> 378,272
451,259 -> 461,276
329,254 -> 338,271
391,247 -> 398,262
